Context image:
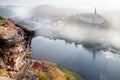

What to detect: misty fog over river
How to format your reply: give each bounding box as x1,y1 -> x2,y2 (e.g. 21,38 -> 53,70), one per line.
18,7 -> 120,80
29,10 -> 120,80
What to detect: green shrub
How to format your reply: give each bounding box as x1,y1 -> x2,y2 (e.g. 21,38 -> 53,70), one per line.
0,16 -> 3,18
0,20 -> 4,26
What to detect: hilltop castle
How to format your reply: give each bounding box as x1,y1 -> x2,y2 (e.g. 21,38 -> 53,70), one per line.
80,8 -> 104,24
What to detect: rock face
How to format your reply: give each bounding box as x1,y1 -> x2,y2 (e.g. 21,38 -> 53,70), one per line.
0,17 -> 38,80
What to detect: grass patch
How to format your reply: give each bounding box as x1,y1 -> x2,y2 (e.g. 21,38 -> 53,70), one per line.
32,69 -> 50,80
0,68 -> 8,77
56,64 -> 84,80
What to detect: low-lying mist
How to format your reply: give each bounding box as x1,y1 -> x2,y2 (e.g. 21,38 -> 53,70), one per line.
4,5 -> 120,49
59,24 -> 120,48
34,12 -> 120,49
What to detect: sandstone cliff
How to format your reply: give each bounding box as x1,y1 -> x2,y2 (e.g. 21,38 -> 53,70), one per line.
0,16 -> 38,80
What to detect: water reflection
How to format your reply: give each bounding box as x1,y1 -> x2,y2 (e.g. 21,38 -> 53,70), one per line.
31,36 -> 120,80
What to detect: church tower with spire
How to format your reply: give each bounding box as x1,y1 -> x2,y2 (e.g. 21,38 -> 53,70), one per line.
94,7 -> 97,14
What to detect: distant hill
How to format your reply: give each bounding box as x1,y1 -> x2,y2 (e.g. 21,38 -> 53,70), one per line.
30,5 -> 77,18
0,5 -> 32,18
0,7 -> 15,17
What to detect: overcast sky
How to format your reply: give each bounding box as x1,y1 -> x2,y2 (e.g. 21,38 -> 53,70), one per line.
0,0 -> 120,10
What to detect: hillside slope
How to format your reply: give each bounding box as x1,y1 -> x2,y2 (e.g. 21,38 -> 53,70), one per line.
31,60 -> 84,80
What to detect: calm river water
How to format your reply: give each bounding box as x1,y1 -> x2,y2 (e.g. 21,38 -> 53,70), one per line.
31,36 -> 120,80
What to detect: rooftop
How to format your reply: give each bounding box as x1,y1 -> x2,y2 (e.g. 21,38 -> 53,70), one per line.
80,13 -> 103,19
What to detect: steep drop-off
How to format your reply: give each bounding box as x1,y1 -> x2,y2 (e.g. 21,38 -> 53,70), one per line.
0,16 -> 37,80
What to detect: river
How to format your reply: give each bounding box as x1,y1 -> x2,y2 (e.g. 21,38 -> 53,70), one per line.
31,36 -> 120,80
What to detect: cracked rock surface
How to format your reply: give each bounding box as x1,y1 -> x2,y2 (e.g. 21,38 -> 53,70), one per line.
0,17 -> 38,80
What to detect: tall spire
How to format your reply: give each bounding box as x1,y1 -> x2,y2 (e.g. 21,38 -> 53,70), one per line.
94,7 -> 97,14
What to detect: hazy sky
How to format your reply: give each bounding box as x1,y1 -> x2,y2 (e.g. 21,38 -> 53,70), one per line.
0,0 -> 120,10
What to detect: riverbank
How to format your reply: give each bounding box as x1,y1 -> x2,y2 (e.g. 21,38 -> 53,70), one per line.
31,60 -> 84,80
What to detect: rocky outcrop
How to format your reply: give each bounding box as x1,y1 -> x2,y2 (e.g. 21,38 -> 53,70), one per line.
0,17 -> 38,80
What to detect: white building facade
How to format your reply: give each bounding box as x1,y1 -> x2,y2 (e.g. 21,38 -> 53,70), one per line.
80,13 -> 104,24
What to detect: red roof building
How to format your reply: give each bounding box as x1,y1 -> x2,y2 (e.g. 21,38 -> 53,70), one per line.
31,61 -> 48,72
32,61 -> 41,71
